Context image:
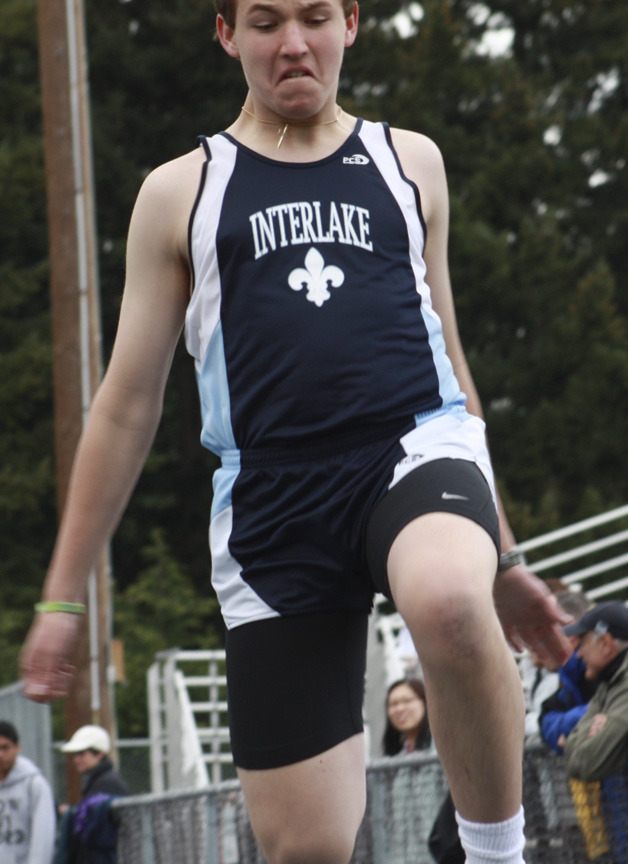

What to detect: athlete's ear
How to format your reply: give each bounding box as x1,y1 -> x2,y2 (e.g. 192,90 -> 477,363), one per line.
216,14 -> 240,59
344,2 -> 359,48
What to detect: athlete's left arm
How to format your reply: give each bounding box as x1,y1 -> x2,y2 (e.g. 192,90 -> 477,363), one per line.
391,128 -> 570,666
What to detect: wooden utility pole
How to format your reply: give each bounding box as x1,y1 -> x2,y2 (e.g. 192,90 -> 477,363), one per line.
37,0 -> 115,801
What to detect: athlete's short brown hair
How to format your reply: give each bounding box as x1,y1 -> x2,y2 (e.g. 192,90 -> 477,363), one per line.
215,1 -> 357,30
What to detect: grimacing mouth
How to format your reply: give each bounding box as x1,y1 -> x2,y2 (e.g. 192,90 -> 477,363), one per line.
281,69 -> 311,79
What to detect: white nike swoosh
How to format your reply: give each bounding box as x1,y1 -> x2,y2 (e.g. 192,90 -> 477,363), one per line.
441,492 -> 469,501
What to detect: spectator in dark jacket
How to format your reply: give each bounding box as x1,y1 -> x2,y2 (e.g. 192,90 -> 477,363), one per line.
57,725 -> 128,864
563,601 -> 628,863
61,725 -> 128,799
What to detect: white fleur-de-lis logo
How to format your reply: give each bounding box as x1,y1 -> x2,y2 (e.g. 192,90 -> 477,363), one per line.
288,247 -> 345,307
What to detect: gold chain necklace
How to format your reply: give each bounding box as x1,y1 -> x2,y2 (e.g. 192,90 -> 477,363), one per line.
240,105 -> 341,148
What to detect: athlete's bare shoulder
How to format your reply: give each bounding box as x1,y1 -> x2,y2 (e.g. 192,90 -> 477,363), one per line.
388,127 -> 448,224
389,126 -> 442,159
149,146 -> 205,183
130,146 -> 206,257
138,147 -> 205,211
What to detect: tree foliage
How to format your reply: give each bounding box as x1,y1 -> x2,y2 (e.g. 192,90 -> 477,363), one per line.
114,529 -> 220,736
0,0 -> 55,682
1,0 -> 627,728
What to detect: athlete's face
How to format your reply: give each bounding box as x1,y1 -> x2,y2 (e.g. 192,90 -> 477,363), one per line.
217,0 -> 358,121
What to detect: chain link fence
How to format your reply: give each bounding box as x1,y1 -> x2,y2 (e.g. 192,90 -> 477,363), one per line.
113,745 -> 628,863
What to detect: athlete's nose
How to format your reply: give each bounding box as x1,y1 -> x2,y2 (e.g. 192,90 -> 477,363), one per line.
280,21 -> 308,56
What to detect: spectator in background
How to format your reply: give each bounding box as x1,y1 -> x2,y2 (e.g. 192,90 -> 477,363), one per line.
0,719 -> 55,864
61,725 -> 128,800
564,602 -> 628,780
55,725 -> 128,864
382,679 -> 459,863
520,647 -> 560,744
540,589 -> 596,754
383,678 -> 431,756
519,583 -> 586,745
515,587 -> 592,860
535,590 -> 605,861
564,601 -> 628,862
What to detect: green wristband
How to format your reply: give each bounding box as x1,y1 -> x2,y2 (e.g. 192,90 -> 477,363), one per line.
35,601 -> 86,615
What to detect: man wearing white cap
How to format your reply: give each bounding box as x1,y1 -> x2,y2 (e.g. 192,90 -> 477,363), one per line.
61,724 -> 128,799
57,725 -> 128,864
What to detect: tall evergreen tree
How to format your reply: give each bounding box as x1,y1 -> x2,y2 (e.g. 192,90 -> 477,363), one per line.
0,0 -> 55,681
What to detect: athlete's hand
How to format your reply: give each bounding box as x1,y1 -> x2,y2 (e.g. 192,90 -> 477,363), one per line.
20,613 -> 83,702
494,564 -> 571,668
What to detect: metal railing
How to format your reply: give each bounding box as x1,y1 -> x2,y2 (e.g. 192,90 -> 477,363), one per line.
147,649 -> 233,791
519,504 -> 628,599
114,745 -> 626,863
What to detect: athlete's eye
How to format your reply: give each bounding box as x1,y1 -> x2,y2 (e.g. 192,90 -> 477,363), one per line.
249,16 -> 277,31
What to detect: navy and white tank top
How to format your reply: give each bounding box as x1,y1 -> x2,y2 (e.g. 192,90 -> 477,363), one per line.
185,118 -> 465,459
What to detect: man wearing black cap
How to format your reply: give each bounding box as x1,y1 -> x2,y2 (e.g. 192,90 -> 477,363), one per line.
563,601 -> 628,782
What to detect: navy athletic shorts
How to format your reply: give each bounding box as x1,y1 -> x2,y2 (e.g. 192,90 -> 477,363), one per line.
220,409 -> 500,769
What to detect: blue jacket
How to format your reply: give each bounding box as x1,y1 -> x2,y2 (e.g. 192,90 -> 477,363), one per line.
540,652 -> 591,754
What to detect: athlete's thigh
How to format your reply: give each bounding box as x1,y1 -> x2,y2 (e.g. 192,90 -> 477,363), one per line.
366,454 -> 500,600
387,509 -> 499,610
238,734 -> 367,861
226,610 -> 367,770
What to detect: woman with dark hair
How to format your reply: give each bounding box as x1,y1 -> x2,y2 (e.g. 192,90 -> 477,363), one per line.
383,678 -> 431,756
381,679 -> 449,862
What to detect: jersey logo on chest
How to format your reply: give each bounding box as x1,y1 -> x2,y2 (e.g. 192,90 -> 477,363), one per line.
288,247 -> 345,307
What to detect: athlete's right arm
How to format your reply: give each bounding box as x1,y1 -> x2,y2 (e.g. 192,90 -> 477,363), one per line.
392,128 -> 570,668
20,152 -> 202,701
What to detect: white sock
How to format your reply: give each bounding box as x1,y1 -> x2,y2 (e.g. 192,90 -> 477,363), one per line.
455,807 -> 526,863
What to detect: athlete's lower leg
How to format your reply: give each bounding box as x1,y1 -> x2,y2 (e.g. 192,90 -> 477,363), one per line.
388,513 -> 527,861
